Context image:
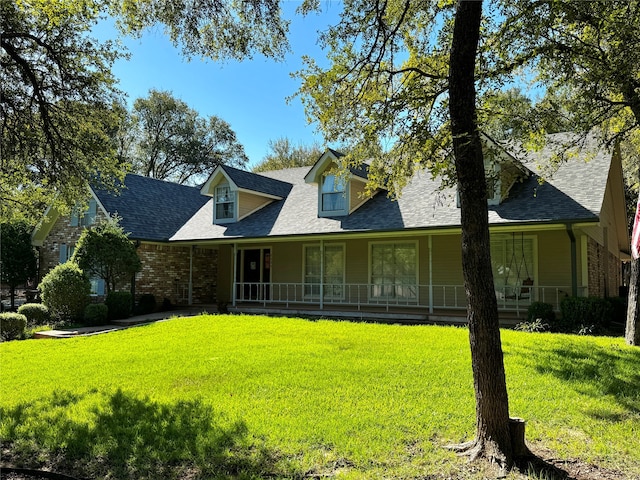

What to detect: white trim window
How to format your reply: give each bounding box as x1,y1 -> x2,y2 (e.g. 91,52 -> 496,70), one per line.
303,244 -> 345,299
370,242 -> 418,300
490,234 -> 536,300
320,174 -> 348,216
214,184 -> 236,223
71,199 -> 97,227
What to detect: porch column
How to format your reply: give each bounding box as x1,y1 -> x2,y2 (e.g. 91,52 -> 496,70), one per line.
428,235 -> 434,314
566,224 -> 578,296
320,239 -> 324,310
188,245 -> 194,305
232,243 -> 238,307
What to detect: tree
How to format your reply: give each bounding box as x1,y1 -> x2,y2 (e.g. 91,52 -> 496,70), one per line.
296,0 -> 521,469
129,89 -> 248,185
2,0 -> 289,221
1,0 -> 126,221
0,221 -> 37,310
496,0 -> 640,345
253,137 -> 323,172
72,218 -> 142,294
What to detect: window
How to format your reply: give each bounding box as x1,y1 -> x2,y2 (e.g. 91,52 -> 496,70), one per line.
71,199 -> 97,227
370,242 -> 417,300
90,278 -> 106,296
214,184 -> 236,222
320,174 -> 348,215
304,244 -> 345,299
490,234 -> 535,300
59,244 -> 74,263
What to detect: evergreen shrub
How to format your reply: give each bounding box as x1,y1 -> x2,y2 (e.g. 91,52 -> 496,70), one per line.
17,303 -> 50,326
137,294 -> 156,315
106,291 -> 132,320
559,296 -> 614,333
39,262 -> 91,322
84,303 -> 108,326
0,313 -> 27,341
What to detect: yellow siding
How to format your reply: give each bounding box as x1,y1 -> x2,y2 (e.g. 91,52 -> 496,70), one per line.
349,181 -> 368,211
238,191 -> 271,219
271,242 -> 304,283
431,234 -> 463,285
535,230 -> 572,287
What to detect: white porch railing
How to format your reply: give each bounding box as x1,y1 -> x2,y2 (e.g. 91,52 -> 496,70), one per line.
234,282 -> 587,314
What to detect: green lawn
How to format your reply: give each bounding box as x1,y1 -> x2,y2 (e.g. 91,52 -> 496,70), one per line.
1,314 -> 639,479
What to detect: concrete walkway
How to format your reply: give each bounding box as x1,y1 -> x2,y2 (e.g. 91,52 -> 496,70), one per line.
33,307 -> 212,339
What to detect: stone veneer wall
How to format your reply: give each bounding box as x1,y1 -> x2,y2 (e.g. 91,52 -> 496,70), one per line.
38,210 -> 108,281
38,212 -> 218,306
134,243 -> 218,305
587,237 -> 622,297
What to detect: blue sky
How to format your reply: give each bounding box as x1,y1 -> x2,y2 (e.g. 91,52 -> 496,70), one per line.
96,2 -> 342,168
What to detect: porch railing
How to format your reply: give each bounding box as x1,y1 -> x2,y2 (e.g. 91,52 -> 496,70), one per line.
234,282 -> 587,314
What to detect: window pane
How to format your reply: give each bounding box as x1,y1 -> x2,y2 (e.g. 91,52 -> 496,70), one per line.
322,192 -> 345,212
371,243 -> 417,299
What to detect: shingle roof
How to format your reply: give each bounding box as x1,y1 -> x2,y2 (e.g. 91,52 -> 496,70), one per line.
170,135 -> 613,242
222,165 -> 293,198
92,174 -> 209,241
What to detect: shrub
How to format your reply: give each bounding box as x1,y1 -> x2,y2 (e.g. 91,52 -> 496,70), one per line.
161,297 -> 173,312
0,312 -> 27,341
17,303 -> 50,326
84,303 -> 108,326
106,291 -> 132,320
527,301 -> 555,324
136,294 -> 156,315
39,262 -> 91,322
559,296 -> 615,333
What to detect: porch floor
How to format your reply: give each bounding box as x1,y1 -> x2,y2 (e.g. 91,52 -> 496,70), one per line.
223,302 -> 526,328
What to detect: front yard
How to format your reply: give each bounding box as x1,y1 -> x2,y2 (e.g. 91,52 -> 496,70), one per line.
1,315 -> 638,479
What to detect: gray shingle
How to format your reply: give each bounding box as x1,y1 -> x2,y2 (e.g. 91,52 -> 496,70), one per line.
171,137 -> 611,242
93,174 -> 209,241
222,165 -> 293,198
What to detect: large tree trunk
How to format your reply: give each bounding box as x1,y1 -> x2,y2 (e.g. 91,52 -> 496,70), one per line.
626,257 -> 640,345
447,0 -> 513,470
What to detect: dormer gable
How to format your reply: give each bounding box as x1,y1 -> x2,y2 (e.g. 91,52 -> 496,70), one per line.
481,134 -> 530,205
304,149 -> 372,217
200,165 -> 293,224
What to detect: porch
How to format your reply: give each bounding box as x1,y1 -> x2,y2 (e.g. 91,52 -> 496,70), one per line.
230,281 -> 586,324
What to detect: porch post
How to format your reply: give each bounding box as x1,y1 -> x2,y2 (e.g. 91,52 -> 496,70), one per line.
188,245 -> 193,305
428,235 -> 434,314
566,224 -> 578,296
232,243 -> 238,307
320,239 -> 324,310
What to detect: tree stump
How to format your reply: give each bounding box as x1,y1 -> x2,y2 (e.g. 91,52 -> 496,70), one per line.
509,417 -> 530,458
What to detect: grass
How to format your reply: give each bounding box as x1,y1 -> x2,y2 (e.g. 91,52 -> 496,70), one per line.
1,314 -> 639,479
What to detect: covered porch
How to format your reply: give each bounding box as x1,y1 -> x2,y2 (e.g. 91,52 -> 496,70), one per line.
231,281 -> 587,319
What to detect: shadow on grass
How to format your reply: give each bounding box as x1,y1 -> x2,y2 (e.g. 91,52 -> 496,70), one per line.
1,389 -> 281,479
516,339 -> 640,415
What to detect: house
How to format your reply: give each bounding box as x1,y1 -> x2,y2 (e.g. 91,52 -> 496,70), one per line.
32,133 -> 630,322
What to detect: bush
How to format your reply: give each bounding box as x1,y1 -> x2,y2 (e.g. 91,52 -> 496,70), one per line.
84,303 -> 108,326
17,303 -> 50,326
39,262 -> 91,322
559,296 -> 615,333
0,312 -> 27,341
136,294 -> 156,315
160,297 -> 173,312
527,301 -> 555,324
106,291 -> 132,320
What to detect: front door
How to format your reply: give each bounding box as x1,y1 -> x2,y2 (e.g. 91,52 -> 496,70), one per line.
236,248 -> 271,301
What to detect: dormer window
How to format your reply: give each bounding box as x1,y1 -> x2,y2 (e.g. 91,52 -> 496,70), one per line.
320,174 -> 348,216
214,184 -> 236,223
